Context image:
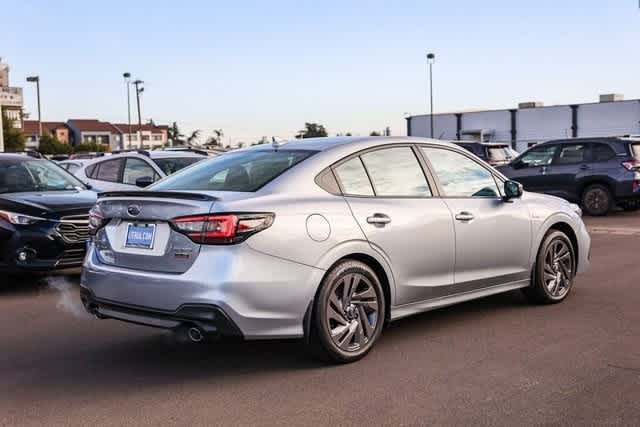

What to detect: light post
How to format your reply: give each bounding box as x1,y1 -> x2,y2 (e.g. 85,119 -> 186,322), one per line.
133,79 -> 144,148
426,53 -> 435,138
26,76 -> 42,140
123,72 -> 131,149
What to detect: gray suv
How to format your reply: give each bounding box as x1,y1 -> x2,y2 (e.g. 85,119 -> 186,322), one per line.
499,137 -> 640,216
80,137 -> 590,363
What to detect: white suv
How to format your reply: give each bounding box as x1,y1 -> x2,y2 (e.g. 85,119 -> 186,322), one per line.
75,150 -> 208,192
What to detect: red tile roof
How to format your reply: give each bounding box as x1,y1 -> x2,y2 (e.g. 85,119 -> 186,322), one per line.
23,120 -> 69,135
67,119 -> 120,133
112,123 -> 166,133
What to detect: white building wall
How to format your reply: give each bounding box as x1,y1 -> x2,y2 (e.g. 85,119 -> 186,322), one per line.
516,106 -> 572,151
461,110 -> 511,142
408,114 -> 457,140
577,100 -> 640,137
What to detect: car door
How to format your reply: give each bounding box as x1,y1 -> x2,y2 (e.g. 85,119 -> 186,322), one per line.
333,145 -> 456,305
544,143 -> 591,201
504,144 -> 558,193
420,146 -> 532,288
84,158 -> 126,192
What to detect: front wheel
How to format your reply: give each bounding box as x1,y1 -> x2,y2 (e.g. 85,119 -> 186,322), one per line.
307,260 -> 385,363
523,230 -> 576,304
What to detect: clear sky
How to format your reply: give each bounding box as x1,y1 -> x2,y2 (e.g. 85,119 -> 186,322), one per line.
3,0 -> 639,145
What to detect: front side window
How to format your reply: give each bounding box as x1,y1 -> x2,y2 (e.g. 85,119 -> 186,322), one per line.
555,144 -> 588,165
421,147 -> 500,198
151,150 -> 314,192
123,158 -> 158,185
516,144 -> 557,167
0,159 -> 85,193
360,147 -> 431,197
334,157 -> 374,196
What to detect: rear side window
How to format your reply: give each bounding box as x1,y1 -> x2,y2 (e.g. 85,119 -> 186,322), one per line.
555,144 -> 588,165
592,143 -> 616,162
95,159 -> 123,182
360,147 -> 431,197
334,157 -> 374,196
151,150 -> 314,192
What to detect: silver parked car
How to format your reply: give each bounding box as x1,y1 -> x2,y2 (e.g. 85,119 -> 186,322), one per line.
75,150 -> 207,192
81,137 -> 590,363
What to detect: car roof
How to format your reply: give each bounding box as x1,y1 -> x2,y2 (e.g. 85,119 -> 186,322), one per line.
0,153 -> 45,161
541,136 -> 639,145
238,136 -> 459,154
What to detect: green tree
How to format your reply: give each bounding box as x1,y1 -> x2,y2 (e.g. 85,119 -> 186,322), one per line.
369,131 -> 381,136
74,142 -> 109,153
2,109 -> 26,152
205,129 -> 224,147
186,129 -> 201,145
38,134 -> 72,155
167,122 -> 185,146
296,122 -> 328,139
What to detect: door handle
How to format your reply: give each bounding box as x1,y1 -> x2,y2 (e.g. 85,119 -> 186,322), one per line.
455,211 -> 475,222
367,213 -> 391,226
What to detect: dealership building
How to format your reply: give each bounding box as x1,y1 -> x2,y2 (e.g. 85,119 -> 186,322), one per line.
406,94 -> 640,152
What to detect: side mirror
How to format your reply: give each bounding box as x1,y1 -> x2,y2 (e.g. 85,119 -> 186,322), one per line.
504,180 -> 523,201
84,183 -> 93,190
135,176 -> 154,188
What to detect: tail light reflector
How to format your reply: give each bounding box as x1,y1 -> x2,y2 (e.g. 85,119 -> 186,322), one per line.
170,213 -> 274,244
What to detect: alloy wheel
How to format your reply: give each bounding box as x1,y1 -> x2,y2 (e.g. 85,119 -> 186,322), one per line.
584,188 -> 608,213
542,239 -> 573,298
326,273 -> 380,352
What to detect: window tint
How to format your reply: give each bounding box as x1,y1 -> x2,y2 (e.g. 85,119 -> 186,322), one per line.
361,147 -> 431,197
555,144 -> 588,165
517,144 -> 557,167
151,150 -> 313,192
592,143 -> 616,162
153,157 -> 203,175
334,157 -> 374,196
95,159 -> 123,182
0,159 -> 85,194
421,147 -> 500,198
123,158 -> 158,185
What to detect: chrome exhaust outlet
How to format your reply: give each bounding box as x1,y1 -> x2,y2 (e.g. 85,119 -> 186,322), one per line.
187,326 -> 204,343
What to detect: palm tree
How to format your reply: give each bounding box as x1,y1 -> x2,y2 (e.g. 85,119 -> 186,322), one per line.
205,129 -> 224,147
186,129 -> 201,145
166,122 -> 184,147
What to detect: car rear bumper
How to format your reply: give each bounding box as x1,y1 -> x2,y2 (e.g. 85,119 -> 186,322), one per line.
80,242 -> 325,339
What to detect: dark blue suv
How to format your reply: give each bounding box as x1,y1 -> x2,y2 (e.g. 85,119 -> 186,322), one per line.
498,137 -> 640,216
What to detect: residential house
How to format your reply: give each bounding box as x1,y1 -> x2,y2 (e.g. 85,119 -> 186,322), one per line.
112,123 -> 168,149
23,120 -> 71,148
66,119 -> 122,150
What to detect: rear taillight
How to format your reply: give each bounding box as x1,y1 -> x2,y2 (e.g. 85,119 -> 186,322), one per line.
622,160 -> 640,171
88,207 -> 107,235
170,213 -> 274,244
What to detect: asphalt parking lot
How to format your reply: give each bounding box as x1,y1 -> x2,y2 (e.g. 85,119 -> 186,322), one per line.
1,211 -> 639,426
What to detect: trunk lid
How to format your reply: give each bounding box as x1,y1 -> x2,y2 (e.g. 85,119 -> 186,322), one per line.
94,191 -> 217,273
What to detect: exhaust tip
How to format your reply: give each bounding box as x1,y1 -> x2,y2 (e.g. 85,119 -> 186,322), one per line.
187,326 -> 204,343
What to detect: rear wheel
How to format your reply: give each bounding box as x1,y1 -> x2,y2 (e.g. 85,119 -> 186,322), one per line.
581,184 -> 612,216
307,260 -> 385,363
523,230 -> 576,304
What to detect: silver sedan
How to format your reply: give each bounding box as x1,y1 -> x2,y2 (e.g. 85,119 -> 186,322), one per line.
80,137 -> 590,363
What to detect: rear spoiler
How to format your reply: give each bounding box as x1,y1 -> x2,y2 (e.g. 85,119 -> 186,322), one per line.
97,191 -> 217,201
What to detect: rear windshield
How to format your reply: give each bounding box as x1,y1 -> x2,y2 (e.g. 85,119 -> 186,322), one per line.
150,150 -> 315,192
486,146 -> 518,161
631,143 -> 640,159
152,157 -> 204,175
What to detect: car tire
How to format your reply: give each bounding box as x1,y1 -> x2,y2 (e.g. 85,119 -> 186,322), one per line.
581,184 -> 612,216
307,260 -> 385,363
523,230 -> 576,304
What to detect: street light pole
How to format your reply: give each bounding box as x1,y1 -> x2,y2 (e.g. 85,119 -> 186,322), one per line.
133,79 -> 144,148
26,76 -> 42,139
123,72 -> 131,149
426,53 -> 435,138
